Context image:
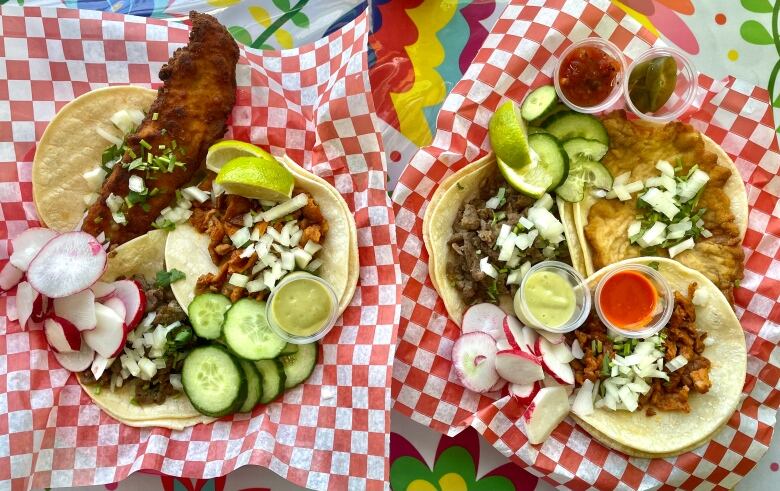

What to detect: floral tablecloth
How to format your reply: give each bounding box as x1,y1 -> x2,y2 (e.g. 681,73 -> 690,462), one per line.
3,0 -> 779,489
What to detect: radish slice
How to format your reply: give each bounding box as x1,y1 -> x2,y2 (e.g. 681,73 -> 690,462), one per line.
461,303 -> 505,340
509,381 -> 541,404
27,232 -> 107,298
53,342 -> 94,372
537,338 -> 575,385
44,316 -> 82,353
16,281 -> 37,330
537,329 -> 564,344
90,354 -> 113,380
90,281 -> 116,300
452,331 -> 500,393
111,280 -> 146,330
502,316 -> 524,351
521,326 -> 539,354
0,261 -> 24,292
83,303 -> 126,358
495,349 -> 544,384
102,297 -> 127,329
10,227 -> 58,271
571,379 -> 595,417
53,289 -> 96,332
547,340 -> 574,363
521,386 -> 570,444
542,374 -> 574,396
488,378 -> 507,393
31,295 -> 48,323
571,339 -> 584,360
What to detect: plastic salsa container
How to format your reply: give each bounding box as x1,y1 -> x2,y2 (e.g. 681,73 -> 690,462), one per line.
514,260 -> 591,333
593,263 -> 674,338
266,272 -> 339,344
553,38 -> 627,114
623,46 -> 698,123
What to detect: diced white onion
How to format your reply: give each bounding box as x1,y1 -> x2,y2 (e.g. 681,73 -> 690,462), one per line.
240,243 -> 256,259
542,246 -> 556,258
701,229 -> 713,238
128,109 -> 145,126
128,175 -> 145,193
519,261 -> 532,279
612,185 -> 631,201
640,222 -> 666,246
229,273 -> 249,288
290,230 -> 303,247
613,172 -> 631,187
518,217 -> 534,230
640,188 -> 679,220
106,193 -> 124,213
230,227 -> 251,248
572,379 -> 595,417
261,193 -> 309,222
479,257 -> 498,278
293,248 -> 313,269
110,109 -> 135,134
496,224 -> 512,247
668,220 -> 692,234
246,279 -> 267,293
534,193 -> 554,210
281,251 -> 295,271
485,196 -> 500,209
304,241 -> 322,255
497,233 -> 516,261
703,337 -> 715,346
83,166 -> 108,191
678,169 -> 710,203
169,374 -> 183,391
97,127 -> 123,146
306,258 -> 323,273
618,384 -> 639,412
84,193 -> 99,206
506,270 -> 522,285
571,339 -> 584,359
137,357 -> 157,381
627,221 -> 641,238
623,180 -> 645,194
182,186 -> 210,203
655,160 -> 675,177
112,211 -> 127,225
260,253 -> 278,267
665,355 -> 689,372
515,233 -> 531,251
263,270 -> 278,290
527,206 -> 564,242
668,237 -> 695,258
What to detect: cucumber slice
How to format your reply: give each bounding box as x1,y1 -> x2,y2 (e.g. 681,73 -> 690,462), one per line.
280,343 -> 299,356
498,132 -> 569,198
238,359 -> 262,413
182,345 -> 247,417
188,293 -> 231,340
223,298 -> 286,360
527,127 -> 549,135
562,138 -> 609,161
520,85 -> 558,122
580,159 -> 613,189
544,112 -> 609,145
278,342 -> 318,389
554,157 -> 614,203
528,133 -> 568,188
531,102 -> 569,126
255,359 -> 285,404
554,170 -> 586,202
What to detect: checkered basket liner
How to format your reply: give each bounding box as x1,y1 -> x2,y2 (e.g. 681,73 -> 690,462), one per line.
391,0 -> 780,489
0,6 -> 399,491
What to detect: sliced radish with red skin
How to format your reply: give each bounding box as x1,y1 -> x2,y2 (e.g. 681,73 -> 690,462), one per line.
27,232 -> 107,298
488,378 -> 507,393
546,340 -> 574,363
53,289 -> 96,332
570,339 -> 584,360
90,281 -> 116,301
53,342 -> 94,372
495,349 -> 544,385
83,303 -> 126,358
452,331 -> 499,393
44,316 -> 82,353
0,261 -> 24,292
509,381 -> 541,404
521,326 -> 539,354
536,338 -> 575,385
102,297 -> 127,330
16,281 -> 37,330
537,329 -> 564,344
521,386 -> 570,444
111,280 -> 146,330
542,375 -> 573,396
461,303 -> 505,339
9,227 -> 58,271
502,316 -> 523,351
31,295 -> 48,323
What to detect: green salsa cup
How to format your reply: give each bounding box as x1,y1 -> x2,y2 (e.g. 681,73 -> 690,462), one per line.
266,272 -> 339,344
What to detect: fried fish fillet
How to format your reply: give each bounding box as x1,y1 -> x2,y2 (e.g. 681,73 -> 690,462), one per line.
82,12 -> 239,246
584,111 -> 744,303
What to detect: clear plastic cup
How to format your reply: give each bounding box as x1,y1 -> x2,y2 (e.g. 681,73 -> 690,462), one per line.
623,46 -> 699,123
593,264 -> 674,339
514,261 -> 591,333
554,38 -> 627,114
265,272 -> 339,344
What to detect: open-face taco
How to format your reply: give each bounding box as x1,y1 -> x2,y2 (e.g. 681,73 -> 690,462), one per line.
165,154 -> 359,319
569,257 -> 746,457
78,230 -> 214,430
573,111 -> 748,304
423,153 -> 587,326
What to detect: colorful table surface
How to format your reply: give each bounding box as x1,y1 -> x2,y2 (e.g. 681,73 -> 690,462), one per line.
5,0 -> 779,489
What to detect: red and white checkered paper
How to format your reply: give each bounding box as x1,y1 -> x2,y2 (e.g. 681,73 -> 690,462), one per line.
392,0 -> 780,489
0,6 -> 400,490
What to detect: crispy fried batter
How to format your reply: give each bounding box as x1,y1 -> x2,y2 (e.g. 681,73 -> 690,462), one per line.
584,111 -> 744,303
82,12 -> 239,245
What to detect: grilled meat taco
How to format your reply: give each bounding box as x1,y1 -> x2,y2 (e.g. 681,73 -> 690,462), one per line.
569,257 -> 746,457
78,230 -> 214,430
423,154 -> 587,326
165,155 -> 359,315
574,112 -> 748,304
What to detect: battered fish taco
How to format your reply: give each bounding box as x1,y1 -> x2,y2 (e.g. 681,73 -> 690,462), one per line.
423,153 -> 587,326
573,111 -> 749,304
569,257 -> 747,457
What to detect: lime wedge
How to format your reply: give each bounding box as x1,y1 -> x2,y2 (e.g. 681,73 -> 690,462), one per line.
497,156 -> 551,199
215,156 -> 294,201
489,101 -> 532,168
206,140 -> 275,173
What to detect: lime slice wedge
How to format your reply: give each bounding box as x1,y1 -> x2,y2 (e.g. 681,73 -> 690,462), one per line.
206,140 -> 275,174
489,101 -> 532,168
215,156 -> 294,201
497,155 -> 551,199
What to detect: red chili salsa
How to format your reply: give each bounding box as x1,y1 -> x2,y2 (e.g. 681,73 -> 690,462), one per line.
558,46 -> 622,107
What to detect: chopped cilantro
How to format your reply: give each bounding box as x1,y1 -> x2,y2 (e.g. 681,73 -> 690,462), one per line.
647,261 -> 660,270
456,182 -> 464,190
155,268 -> 186,288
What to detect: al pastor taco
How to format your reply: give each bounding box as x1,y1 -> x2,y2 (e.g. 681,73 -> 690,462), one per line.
423,153 -> 587,326
568,257 -> 747,457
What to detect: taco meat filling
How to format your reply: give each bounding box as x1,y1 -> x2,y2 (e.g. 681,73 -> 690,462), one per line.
79,276 -> 197,405
188,175 -> 328,302
446,171 -> 570,306
569,283 -> 711,415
